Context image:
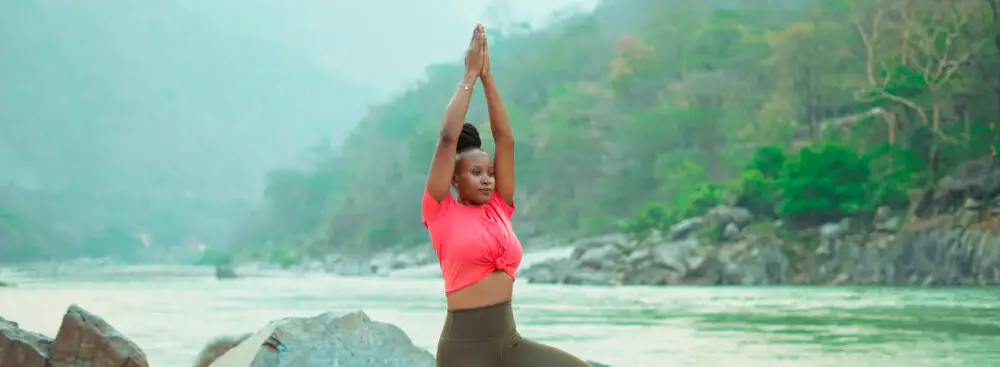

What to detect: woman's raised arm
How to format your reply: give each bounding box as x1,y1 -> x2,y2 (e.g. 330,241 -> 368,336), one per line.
425,25 -> 488,202
479,32 -> 515,206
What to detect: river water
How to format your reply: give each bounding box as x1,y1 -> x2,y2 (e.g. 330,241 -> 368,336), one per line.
1,271 -> 999,367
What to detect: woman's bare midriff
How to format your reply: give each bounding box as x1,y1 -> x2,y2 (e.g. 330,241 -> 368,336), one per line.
446,270 -> 514,310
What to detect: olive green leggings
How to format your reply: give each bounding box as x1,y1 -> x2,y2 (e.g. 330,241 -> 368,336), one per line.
436,300 -> 591,367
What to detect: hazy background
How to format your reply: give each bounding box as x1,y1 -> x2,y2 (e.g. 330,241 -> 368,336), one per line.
0,0 -> 598,260
2,0 -> 995,265
0,0 -> 596,199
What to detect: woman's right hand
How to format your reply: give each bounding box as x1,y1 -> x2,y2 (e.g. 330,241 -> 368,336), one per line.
464,24 -> 487,76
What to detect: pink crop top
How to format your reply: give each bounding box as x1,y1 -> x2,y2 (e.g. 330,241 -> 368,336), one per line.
421,188 -> 523,295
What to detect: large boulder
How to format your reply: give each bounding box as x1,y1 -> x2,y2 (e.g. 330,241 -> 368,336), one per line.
208,310 -> 434,367
0,304 -> 148,367
50,304 -> 149,367
0,315 -> 51,367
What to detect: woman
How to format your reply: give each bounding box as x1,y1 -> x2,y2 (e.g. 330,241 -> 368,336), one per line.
421,24 -> 591,367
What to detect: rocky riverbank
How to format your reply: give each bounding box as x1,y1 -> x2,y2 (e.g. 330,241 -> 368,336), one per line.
1,305 -> 611,367
522,155 -> 1000,287
312,246 -> 437,277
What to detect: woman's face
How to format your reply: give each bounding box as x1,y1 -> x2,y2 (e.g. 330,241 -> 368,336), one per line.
453,150 -> 495,205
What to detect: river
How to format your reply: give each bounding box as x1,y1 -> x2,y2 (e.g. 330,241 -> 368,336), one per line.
1,271 -> 999,367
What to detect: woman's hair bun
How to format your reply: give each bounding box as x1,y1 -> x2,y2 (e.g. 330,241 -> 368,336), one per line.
456,123 -> 482,153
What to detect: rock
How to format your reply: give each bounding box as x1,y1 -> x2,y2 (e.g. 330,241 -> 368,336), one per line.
0,315 -> 51,367
808,228 -> 1000,285
957,209 -> 981,227
922,275 -> 936,287
873,206 -> 901,233
521,234 -> 629,285
215,264 -> 237,279
50,304 -> 149,367
874,206 -> 892,222
1,305 -> 148,367
708,205 -> 753,228
667,218 -> 703,240
874,217 -> 900,232
522,258 -> 575,284
716,241 -> 790,285
884,229 -> 1000,285
947,155 -> 1000,198
819,223 -> 845,242
569,234 -> 626,260
827,273 -> 850,285
526,231 -> 791,286
193,334 -> 251,367
325,257 -> 377,277
964,198 -> 983,210
721,222 -> 741,241
578,244 -> 622,270
839,217 -> 852,232
368,254 -> 393,276
324,248 -> 438,277
208,310 -> 434,367
523,264 -> 559,283
623,237 -> 713,285
920,155 -> 1000,216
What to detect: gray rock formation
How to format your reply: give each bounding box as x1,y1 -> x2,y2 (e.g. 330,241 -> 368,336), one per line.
810,155 -> 1000,285
322,247 -> 436,277
522,230 -> 790,286
810,228 -> 1000,285
208,310 -> 435,367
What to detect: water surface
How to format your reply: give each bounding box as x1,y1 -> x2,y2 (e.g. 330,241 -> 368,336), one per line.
1,272 -> 998,366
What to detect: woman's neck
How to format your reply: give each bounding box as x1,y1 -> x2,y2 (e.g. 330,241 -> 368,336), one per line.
456,198 -> 482,206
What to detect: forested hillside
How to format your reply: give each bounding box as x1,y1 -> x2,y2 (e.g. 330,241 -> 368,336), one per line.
234,0 -> 999,260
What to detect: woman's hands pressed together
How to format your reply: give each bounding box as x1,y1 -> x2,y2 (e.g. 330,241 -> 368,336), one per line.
479,27 -> 491,77
464,24 -> 488,78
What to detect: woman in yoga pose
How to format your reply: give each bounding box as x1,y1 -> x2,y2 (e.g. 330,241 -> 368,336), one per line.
421,24 -> 591,367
